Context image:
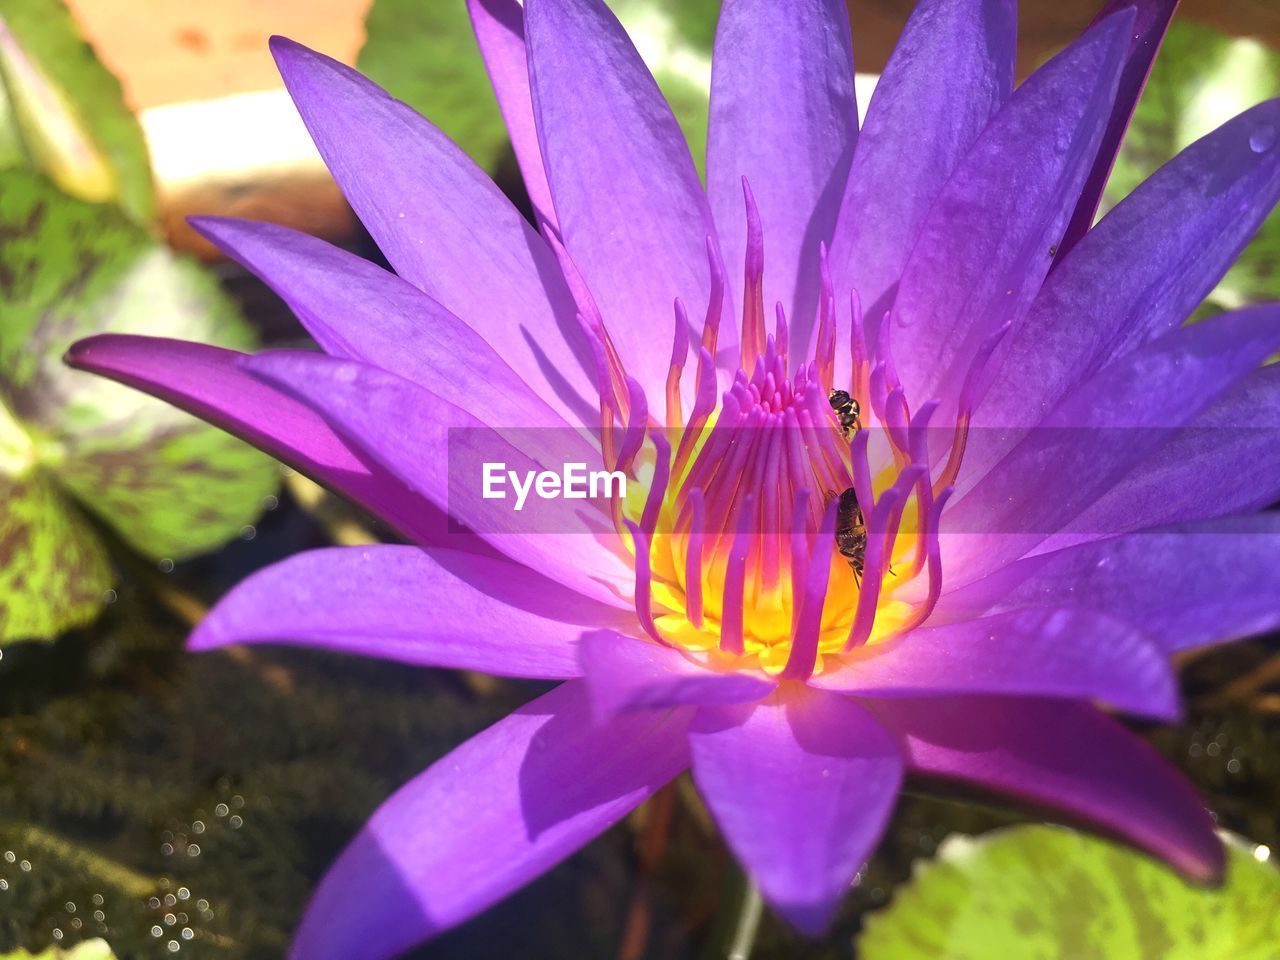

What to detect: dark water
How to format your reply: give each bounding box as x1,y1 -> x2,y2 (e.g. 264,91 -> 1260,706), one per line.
2,254 -> 1277,960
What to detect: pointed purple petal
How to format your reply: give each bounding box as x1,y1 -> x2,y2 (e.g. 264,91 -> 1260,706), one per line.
579,630 -> 774,717
949,304 -> 1280,582
1058,0 -> 1181,257
970,100 -> 1280,478
467,0 -> 557,227
191,216 -> 579,430
191,546 -> 629,677
707,0 -> 857,346
291,681 -> 691,960
940,514 -> 1280,654
63,334 -> 440,544
814,608 -> 1177,720
826,0 -> 1016,361
525,0 -> 730,407
268,37 -> 593,422
242,351 -> 632,606
689,687 -> 903,935
865,695 -> 1223,883
887,10 -> 1133,408
1061,363 -> 1280,542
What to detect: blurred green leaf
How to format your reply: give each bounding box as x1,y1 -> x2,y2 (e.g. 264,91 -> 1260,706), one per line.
859,825 -> 1280,960
0,64 -> 22,169
1106,20 -> 1280,312
358,0 -> 715,178
0,0 -> 154,222
0,170 -> 278,642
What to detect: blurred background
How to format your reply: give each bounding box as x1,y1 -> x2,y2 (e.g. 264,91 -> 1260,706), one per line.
0,1 -> 1278,958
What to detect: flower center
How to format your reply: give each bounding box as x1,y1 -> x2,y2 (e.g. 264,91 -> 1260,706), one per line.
556,181 -> 994,679
646,340 -> 895,674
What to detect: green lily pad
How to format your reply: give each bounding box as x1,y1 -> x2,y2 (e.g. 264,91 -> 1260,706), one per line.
0,0 -> 154,223
0,170 -> 278,643
858,825 -> 1280,960
1106,20 -> 1280,312
358,0 -> 716,177
1,944 -> 118,960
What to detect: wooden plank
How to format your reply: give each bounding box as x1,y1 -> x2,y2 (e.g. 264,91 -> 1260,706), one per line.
852,0 -> 1280,75
64,0 -> 370,108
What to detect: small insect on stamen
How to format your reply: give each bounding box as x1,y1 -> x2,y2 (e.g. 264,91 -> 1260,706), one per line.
830,487 -> 867,585
828,389 -> 861,440
827,390 -> 867,582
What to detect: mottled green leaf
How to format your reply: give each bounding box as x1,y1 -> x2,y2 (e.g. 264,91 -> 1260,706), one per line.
0,170 -> 277,569
0,0 -> 154,222
1106,21 -> 1280,312
859,825 -> 1280,960
0,438 -> 111,642
358,0 -> 716,177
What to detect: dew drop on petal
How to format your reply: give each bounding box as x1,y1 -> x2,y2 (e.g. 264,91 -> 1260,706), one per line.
1250,125 -> 1277,154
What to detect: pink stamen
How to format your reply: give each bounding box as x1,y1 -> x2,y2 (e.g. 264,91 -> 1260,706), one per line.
666,299 -> 690,430
624,519 -> 663,644
782,495 -> 840,680
815,244 -> 837,390
684,488 -> 706,628
614,377 -> 649,475
740,178 -> 767,371
891,486 -> 954,638
640,430 -> 671,536
876,309 -> 902,393
775,302 -> 789,361
543,226 -> 629,415
673,345 -> 719,478
936,321 -> 1012,495
850,290 -> 869,406
906,399 -> 940,577
846,465 -> 926,649
576,312 -> 618,469
719,493 -> 756,656
700,236 -> 727,361
850,427 -> 875,519
786,487 -> 811,636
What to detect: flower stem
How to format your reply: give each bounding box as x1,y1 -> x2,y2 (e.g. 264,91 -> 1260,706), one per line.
726,879 -> 763,960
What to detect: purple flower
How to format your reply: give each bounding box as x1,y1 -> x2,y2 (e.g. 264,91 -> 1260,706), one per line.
66,0 -> 1280,956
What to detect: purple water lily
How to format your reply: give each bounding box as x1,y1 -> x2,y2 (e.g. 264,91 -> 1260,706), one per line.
66,0 -> 1280,955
